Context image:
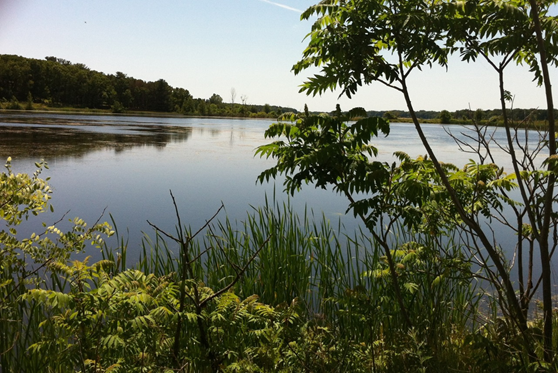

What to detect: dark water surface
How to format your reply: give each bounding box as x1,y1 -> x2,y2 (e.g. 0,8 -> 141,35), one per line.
1,113 -> 355,264
0,112 -> 551,270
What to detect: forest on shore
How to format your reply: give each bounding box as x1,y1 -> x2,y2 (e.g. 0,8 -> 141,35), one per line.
1,54 -> 555,125
0,54 -> 295,118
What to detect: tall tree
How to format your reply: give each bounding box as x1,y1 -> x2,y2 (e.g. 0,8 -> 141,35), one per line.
209,93 -> 223,106
151,79 -> 172,112
287,0 -> 558,362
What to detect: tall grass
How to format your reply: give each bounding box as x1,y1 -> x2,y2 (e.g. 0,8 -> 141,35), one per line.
129,195 -> 482,369
3,195 -> 489,372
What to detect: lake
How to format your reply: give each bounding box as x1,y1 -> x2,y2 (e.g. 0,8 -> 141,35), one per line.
0,112 -> 550,268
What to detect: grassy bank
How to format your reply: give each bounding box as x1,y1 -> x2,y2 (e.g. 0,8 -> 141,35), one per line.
0,102 -> 281,120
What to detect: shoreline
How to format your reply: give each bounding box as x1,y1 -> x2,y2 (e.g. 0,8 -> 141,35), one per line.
0,108 -> 551,129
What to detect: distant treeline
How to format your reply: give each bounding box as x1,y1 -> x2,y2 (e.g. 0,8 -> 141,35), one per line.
368,107 -> 557,123
0,54 -> 296,117
2,54 -> 553,122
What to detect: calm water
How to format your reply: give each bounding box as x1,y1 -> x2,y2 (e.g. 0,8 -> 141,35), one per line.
0,112 -> 550,268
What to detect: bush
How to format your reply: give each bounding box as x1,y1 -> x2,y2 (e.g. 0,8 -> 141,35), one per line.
111,100 -> 125,113
6,96 -> 22,110
439,110 -> 452,124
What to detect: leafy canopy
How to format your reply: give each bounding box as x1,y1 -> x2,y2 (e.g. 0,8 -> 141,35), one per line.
256,110 -> 516,232
293,0 -> 455,98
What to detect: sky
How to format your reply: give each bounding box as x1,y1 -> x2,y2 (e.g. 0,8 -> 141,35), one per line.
0,0 -> 556,113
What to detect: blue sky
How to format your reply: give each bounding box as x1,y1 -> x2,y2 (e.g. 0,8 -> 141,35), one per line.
0,0 -> 555,112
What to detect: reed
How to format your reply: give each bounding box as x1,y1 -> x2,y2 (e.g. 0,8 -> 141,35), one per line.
129,195 -> 481,368
4,194 -> 486,372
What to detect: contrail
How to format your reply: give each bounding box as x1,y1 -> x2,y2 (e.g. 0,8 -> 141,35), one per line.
259,0 -> 302,13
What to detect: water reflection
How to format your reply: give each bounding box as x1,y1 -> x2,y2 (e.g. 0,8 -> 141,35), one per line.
0,113 -> 288,265
0,114 -> 198,159
0,114 -> 273,162
0,112 -> 552,279
0,124 -> 193,159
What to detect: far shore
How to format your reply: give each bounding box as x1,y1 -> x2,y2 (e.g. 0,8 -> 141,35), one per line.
0,107 -> 550,129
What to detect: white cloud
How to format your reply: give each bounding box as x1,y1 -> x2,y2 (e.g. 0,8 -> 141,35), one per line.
259,0 -> 302,13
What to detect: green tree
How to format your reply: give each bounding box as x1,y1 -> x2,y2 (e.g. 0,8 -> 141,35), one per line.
25,92 -> 33,110
198,100 -> 207,115
278,0 -> 558,364
209,93 -> 223,106
439,110 -> 451,124
113,72 -> 134,108
383,111 -> 398,120
474,108 -> 483,123
151,79 -> 172,112
256,109 -> 498,367
455,1 -> 558,359
0,158 -> 114,371
171,87 -> 192,113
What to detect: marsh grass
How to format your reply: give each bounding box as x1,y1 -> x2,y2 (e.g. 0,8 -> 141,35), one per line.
3,195 -> 529,372
115,196 -> 484,369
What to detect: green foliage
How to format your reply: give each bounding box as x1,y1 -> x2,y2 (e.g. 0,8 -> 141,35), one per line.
256,110 -> 390,201
25,92 -> 34,110
2,160 -> 553,372
383,111 -> 398,120
24,264 -> 180,371
0,158 -> 112,286
454,0 -> 558,86
0,55 -> 297,116
0,157 -> 51,225
256,111 -> 516,236
439,109 -> 452,124
290,0 -> 558,367
111,100 -> 126,113
4,0 -> 558,370
0,159 -> 114,372
293,0 -> 452,98
209,93 -> 223,106
254,105 -> 558,369
5,95 -> 22,110
474,108 -> 484,123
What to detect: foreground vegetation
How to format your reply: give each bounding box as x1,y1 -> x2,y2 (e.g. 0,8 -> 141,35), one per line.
2,158 -> 556,372
283,0 -> 558,367
2,0 -> 558,371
